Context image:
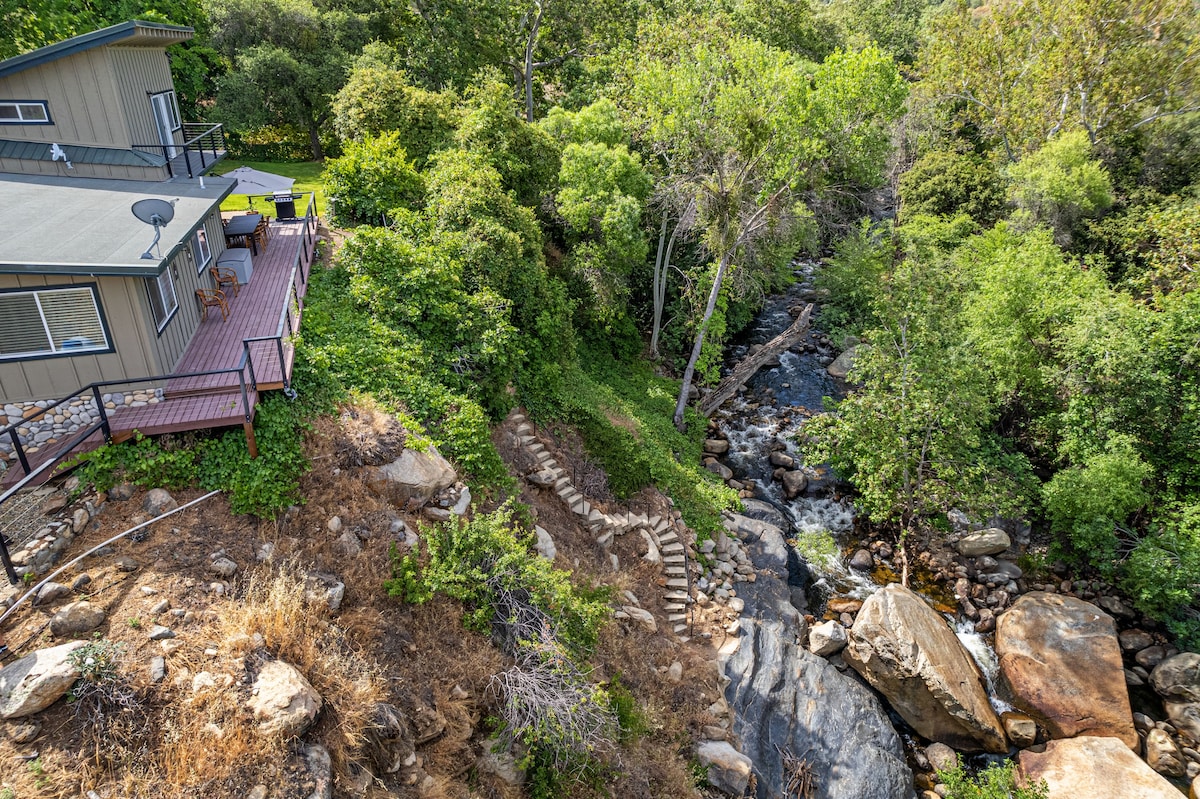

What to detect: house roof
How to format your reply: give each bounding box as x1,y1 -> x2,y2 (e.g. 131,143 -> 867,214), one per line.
0,139 -> 166,168
0,172 -> 236,276
0,21 -> 194,81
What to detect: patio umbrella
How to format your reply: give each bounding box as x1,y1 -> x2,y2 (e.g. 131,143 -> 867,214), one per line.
223,166 -> 295,195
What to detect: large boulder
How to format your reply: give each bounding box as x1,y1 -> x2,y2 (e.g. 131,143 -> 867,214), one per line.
996,592 -> 1136,749
724,517 -> 916,799
1018,736 -> 1181,799
0,641 -> 88,718
246,660 -> 322,737
697,741 -> 752,796
827,346 -> 859,379
366,446 -> 457,508
49,600 -> 106,637
844,583 -> 1007,753
1150,652 -> 1200,702
956,528 -> 1011,557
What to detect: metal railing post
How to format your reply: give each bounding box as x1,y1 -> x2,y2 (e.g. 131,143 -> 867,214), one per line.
91,385 -> 110,442
243,343 -> 258,391
1,533 -> 18,585
8,428 -> 30,476
276,337 -> 289,391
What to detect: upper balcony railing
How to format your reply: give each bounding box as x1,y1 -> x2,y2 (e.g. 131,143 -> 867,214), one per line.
133,122 -> 227,179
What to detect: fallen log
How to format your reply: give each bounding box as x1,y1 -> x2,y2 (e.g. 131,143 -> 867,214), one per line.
698,303 -> 813,418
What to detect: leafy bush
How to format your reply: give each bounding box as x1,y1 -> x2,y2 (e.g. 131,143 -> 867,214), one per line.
322,132 -> 425,227
937,757 -> 1047,799
331,65 -> 458,166
1124,504 -> 1200,619
1006,131 -> 1113,242
899,149 -> 1007,225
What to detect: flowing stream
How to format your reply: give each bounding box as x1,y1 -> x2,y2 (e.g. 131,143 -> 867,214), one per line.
713,261 -> 1007,698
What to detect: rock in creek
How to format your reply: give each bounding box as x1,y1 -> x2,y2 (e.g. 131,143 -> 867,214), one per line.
996,592 -> 1137,749
844,583 -> 1007,753
956,528 -> 1011,557
1018,736 -> 1181,799
722,514 -> 915,799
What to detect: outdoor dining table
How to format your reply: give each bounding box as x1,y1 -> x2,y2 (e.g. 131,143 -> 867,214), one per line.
223,213 -> 264,255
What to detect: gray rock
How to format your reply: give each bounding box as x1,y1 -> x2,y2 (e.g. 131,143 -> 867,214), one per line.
305,572 -> 346,613
247,660 -> 322,737
706,460 -> 734,481
49,601 -> 106,637
6,719 -> 41,744
114,555 -> 138,572
1151,653 -> 1200,702
704,439 -> 731,455
366,447 -> 457,508
1120,629 -> 1155,651
71,573 -> 92,591
148,625 -> 175,641
326,515 -> 343,534
71,507 -> 90,534
479,737 -> 526,786
696,740 -> 752,796
534,525 -> 557,561
0,641 -> 88,718
425,507 -> 452,522
142,488 -> 177,516
302,743 -> 333,799
33,581 -> 70,606
208,557 -> 238,578
450,486 -> 472,515
809,621 -> 848,657
620,605 -> 657,633
334,531 -> 363,557
724,516 -> 914,799
1145,728 -> 1186,777
827,346 -> 860,379
150,657 -> 166,683
848,549 -> 874,571
768,450 -> 795,469
925,742 -> 957,773
956,528 -> 1011,557
780,470 -> 808,498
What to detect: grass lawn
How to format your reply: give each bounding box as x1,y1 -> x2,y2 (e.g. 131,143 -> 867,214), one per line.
213,160 -> 330,219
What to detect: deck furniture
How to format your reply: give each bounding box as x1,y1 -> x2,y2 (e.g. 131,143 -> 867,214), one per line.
195,288 -> 229,322
210,265 -> 240,297
222,213 -> 263,255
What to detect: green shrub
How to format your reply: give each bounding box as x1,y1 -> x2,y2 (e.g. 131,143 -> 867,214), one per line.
1123,504 -> 1200,619
937,757 -> 1047,799
899,149 -> 1007,225
322,132 -> 425,226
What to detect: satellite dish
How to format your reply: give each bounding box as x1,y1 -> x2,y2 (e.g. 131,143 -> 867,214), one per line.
131,198 -> 177,260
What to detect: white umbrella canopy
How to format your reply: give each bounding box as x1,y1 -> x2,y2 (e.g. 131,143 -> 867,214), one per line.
223,166 -> 295,195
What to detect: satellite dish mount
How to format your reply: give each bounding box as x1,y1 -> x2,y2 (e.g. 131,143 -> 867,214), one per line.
131,198 -> 177,260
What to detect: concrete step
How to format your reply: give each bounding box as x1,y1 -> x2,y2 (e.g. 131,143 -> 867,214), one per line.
571,500 -> 590,516
514,421 -> 531,434
674,624 -> 689,635
663,554 -> 686,565
664,591 -> 690,602
665,578 -> 688,589
657,531 -> 679,545
527,441 -> 545,454
667,613 -> 688,623
554,477 -> 572,490
647,515 -> 662,530
664,566 -> 686,577
661,542 -> 684,555
663,602 -> 687,613
596,530 -> 613,548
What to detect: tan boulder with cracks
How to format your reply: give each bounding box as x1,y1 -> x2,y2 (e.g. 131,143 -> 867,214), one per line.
844,583 -> 1007,752
997,592 -> 1137,749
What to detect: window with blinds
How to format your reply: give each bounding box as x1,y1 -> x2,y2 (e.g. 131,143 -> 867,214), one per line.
146,269 -> 178,331
0,287 -> 109,359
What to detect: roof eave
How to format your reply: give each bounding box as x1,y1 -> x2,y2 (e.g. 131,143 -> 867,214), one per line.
0,20 -> 194,81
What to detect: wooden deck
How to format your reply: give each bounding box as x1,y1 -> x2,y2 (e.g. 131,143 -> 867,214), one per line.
0,214 -> 315,488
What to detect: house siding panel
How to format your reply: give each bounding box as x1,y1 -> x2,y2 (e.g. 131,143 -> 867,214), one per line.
110,47 -> 180,155
0,267 -> 175,404
0,48 -> 128,148
0,156 -> 164,181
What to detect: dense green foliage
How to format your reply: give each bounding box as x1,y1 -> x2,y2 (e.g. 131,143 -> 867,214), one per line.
69,394 -> 308,517
937,758 -> 1048,799
323,133 -> 425,226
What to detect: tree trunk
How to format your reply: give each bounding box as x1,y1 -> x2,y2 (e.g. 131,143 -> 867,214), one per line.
306,119 -> 324,161
522,1 -> 544,123
650,214 -> 669,358
698,304 -> 812,417
673,252 -> 732,431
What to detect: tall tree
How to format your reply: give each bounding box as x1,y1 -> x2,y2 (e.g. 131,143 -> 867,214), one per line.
623,32 -> 906,429
209,0 -> 369,159
917,0 -> 1200,157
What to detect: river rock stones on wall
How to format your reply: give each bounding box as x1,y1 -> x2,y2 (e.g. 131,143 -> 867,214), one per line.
723,514 -> 915,799
843,583 -> 1008,753
1018,736 -> 1181,799
996,592 -> 1137,749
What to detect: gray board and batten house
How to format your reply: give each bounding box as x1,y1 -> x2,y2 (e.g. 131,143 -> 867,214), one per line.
0,20 -> 319,508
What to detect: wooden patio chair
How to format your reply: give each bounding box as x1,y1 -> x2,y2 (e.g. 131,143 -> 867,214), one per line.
253,219 -> 270,251
209,266 -> 240,297
196,289 -> 229,322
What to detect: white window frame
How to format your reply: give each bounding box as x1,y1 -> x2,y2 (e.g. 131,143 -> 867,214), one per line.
151,90 -> 181,132
147,268 -> 178,332
0,286 -> 110,360
192,227 -> 212,274
0,100 -> 51,124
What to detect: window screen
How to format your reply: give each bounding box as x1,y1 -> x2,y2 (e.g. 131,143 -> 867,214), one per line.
0,287 -> 108,358
147,269 -> 178,330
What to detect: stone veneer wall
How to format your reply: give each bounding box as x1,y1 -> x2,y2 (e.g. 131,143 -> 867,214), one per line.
0,389 -> 164,466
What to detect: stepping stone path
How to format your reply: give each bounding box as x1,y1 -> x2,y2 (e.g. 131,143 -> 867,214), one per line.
508,411 -> 692,637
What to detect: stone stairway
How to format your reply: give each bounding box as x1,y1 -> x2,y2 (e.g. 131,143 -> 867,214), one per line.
508,410 -> 693,637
